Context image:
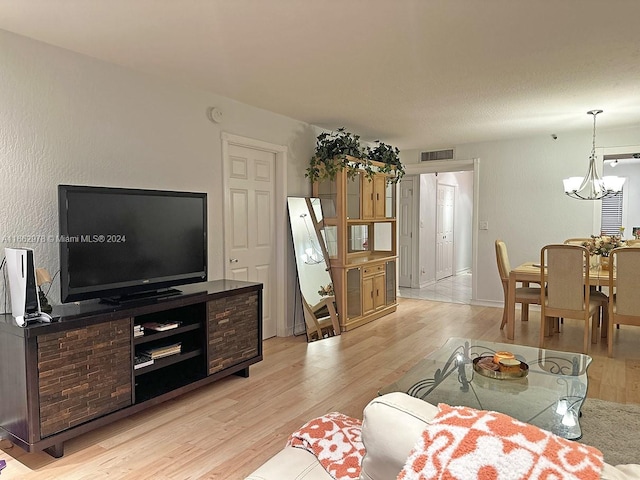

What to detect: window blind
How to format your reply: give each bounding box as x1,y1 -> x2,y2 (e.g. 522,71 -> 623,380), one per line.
600,190 -> 623,235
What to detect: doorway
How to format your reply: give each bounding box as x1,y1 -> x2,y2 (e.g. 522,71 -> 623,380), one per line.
436,182 -> 455,281
222,133 -> 287,339
398,176 -> 416,287
398,160 -> 476,304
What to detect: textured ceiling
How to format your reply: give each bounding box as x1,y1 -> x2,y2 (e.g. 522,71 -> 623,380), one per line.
1,0 -> 640,150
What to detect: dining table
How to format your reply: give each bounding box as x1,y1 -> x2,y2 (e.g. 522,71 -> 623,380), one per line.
505,261 -> 614,340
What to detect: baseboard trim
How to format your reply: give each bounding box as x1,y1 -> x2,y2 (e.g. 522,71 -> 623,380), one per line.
470,299 -> 541,312
470,299 -> 502,308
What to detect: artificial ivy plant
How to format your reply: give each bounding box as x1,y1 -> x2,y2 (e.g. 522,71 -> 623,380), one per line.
305,128 -> 405,184
365,140 -> 404,181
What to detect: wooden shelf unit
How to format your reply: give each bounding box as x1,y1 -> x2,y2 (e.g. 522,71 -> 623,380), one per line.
313,158 -> 398,331
0,280 -> 262,458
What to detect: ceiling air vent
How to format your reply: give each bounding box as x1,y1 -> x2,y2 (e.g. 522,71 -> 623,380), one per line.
421,149 -> 455,162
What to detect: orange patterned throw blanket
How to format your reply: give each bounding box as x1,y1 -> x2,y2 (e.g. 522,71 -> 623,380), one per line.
398,404 -> 604,480
287,412 -> 364,480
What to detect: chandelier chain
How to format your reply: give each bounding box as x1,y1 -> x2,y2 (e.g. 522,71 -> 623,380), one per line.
588,109 -> 602,160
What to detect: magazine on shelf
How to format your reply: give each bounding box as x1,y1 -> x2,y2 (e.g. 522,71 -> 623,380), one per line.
134,354 -> 154,370
141,342 -> 182,360
142,321 -> 181,332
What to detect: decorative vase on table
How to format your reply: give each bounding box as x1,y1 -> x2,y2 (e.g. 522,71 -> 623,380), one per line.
583,235 -> 625,271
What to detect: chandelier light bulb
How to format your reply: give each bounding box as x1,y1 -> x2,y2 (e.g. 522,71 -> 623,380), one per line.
556,399 -> 568,416
561,411 -> 577,427
300,213 -> 325,265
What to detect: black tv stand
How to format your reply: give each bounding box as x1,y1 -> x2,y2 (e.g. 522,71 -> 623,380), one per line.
0,280 -> 263,458
100,288 -> 182,305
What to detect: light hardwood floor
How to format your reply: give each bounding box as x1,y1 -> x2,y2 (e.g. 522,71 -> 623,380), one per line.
1,298 -> 639,479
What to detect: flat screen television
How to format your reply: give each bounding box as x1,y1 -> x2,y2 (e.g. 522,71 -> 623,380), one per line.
58,185 -> 207,303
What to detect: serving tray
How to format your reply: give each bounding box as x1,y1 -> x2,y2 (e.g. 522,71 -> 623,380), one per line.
473,356 -> 529,380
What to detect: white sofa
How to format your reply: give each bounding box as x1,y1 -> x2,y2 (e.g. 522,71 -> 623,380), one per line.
245,392 -> 639,480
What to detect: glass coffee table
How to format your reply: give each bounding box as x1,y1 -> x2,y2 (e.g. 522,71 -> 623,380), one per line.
379,337 -> 592,440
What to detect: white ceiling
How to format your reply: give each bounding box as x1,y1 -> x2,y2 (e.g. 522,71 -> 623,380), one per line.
2,0 -> 640,150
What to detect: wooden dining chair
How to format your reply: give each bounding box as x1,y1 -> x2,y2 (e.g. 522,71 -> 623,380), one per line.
540,244 -> 608,353
607,247 -> 640,356
302,295 -> 340,341
495,240 -> 541,329
563,237 -> 603,324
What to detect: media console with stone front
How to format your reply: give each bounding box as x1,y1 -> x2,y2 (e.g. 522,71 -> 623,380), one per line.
0,279 -> 262,457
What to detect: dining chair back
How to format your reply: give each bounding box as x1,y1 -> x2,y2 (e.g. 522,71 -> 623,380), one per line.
302,295 -> 340,341
495,240 -> 541,329
495,240 -> 512,281
607,247 -> 640,356
540,244 -> 604,353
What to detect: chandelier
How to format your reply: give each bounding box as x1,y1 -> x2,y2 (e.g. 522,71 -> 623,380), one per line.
299,213 -> 325,265
563,110 -> 625,200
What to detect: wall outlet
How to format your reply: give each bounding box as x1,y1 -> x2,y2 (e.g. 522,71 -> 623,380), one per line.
479,220 -> 489,230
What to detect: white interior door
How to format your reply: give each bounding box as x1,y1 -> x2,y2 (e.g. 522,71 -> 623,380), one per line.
224,143 -> 276,339
399,177 -> 415,287
436,183 -> 455,280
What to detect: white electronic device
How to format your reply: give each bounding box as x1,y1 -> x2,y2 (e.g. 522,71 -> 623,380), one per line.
4,247 -> 52,326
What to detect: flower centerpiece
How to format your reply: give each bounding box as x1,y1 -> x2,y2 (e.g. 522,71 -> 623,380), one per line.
582,234 -> 626,257
582,234 -> 626,270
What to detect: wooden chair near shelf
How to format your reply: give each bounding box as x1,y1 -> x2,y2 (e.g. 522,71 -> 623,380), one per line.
540,244 -> 608,353
607,247 -> 640,356
302,295 -> 340,341
495,240 -> 542,330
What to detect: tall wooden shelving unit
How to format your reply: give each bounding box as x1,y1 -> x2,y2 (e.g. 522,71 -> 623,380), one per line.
312,158 -> 398,331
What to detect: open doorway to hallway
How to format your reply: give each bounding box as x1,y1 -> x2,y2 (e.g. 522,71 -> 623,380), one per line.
398,169 -> 474,304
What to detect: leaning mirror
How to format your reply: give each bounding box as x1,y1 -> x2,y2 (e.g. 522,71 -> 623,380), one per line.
287,197 -> 339,341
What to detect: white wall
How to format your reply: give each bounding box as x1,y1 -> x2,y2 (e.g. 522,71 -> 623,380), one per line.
0,29 -> 316,334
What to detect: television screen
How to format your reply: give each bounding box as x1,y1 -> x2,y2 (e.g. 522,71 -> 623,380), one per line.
58,185 -> 207,303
